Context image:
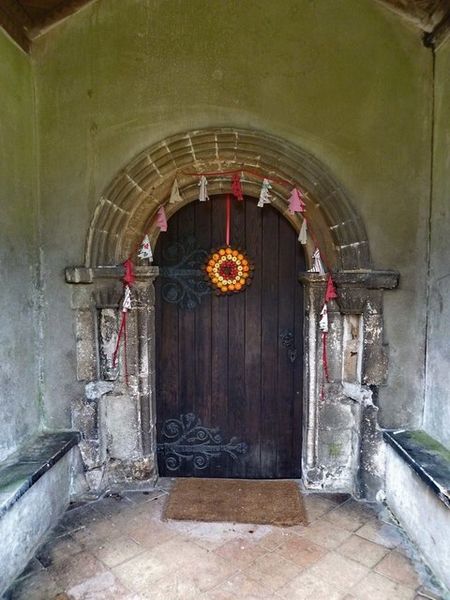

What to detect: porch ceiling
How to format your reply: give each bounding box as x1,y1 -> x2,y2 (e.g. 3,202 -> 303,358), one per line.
0,0 -> 449,53
0,0 -> 93,51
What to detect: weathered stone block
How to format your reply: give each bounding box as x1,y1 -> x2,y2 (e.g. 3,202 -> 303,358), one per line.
98,309 -> 119,380
342,315 -> 362,382
72,398 -> 98,440
104,394 -> 141,460
85,380 -> 115,401
75,309 -> 97,381
78,439 -> 103,469
84,466 -> 106,492
107,456 -> 156,488
319,401 -> 356,430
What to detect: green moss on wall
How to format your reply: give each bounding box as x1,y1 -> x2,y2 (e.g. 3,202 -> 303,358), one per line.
409,431 -> 450,463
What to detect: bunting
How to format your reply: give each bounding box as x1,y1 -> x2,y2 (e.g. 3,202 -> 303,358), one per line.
198,175 -> 209,202
155,206 -> 168,232
288,187 -> 306,214
298,219 -> 308,245
138,234 -> 153,262
169,178 -> 183,204
257,178 -> 272,208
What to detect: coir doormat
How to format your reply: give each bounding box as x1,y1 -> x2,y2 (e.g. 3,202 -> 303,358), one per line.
163,478 -> 306,526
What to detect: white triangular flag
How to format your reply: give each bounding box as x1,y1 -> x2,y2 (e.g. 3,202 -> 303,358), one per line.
138,234 -> 153,261
257,178 -> 272,208
308,248 -> 326,274
319,303 -> 328,332
298,219 -> 307,245
122,285 -> 132,312
198,175 -> 209,202
169,178 -> 183,204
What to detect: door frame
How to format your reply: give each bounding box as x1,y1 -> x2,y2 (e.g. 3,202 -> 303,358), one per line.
66,127 -> 399,499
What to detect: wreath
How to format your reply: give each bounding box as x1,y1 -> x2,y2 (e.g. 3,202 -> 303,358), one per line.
203,246 -> 254,295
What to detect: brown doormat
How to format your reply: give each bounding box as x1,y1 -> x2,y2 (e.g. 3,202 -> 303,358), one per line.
163,478 -> 306,526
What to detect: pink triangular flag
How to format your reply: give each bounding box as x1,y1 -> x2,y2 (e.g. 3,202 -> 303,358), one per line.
155,206 -> 167,232
288,188 -> 306,214
325,274 -> 338,302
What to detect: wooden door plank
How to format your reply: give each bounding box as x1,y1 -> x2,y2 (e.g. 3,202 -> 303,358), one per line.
226,199 -> 247,477
244,198 -> 263,477
293,234 -> 306,477
260,205 -> 280,478
276,214 -> 298,477
210,196 -> 230,477
155,215 -> 180,476
176,209 -> 197,476
193,201 -> 213,435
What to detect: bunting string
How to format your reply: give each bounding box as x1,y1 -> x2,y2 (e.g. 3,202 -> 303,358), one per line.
116,171 -> 338,394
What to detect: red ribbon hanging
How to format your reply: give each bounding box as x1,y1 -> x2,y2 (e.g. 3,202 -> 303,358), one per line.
321,274 -> 338,399
123,258 -> 135,286
112,259 -> 135,385
231,173 -> 244,201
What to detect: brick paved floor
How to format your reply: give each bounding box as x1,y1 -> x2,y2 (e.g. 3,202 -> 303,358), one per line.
5,479 -> 445,600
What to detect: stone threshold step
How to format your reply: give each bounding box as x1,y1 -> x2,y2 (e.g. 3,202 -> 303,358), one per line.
0,431 -> 80,519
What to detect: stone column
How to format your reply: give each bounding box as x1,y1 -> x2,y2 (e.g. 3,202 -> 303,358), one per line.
66,265 -> 159,494
299,270 -> 399,499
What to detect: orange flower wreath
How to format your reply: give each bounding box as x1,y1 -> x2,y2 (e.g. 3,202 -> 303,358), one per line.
203,246 -> 254,295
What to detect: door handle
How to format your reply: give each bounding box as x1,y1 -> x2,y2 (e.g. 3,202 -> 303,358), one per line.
279,330 -> 297,363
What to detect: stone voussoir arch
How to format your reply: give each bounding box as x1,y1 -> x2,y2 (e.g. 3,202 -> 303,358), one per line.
85,127 -> 371,270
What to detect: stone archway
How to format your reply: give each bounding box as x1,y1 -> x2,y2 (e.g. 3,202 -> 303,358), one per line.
84,128 -> 370,271
66,128 -> 398,499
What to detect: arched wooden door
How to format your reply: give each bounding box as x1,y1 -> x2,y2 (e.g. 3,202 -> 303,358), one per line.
155,195 -> 304,478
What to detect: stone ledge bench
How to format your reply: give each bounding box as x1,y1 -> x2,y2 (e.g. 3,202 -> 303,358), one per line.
0,431 -> 80,596
383,429 -> 450,591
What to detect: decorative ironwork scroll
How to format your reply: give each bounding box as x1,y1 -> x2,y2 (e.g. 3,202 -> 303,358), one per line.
279,329 -> 298,363
157,413 -> 248,471
158,235 -> 210,309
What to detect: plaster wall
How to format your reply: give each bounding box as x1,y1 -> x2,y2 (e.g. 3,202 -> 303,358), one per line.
32,0 -> 432,431
424,36 -> 450,449
0,30 -> 40,461
385,444 -> 450,591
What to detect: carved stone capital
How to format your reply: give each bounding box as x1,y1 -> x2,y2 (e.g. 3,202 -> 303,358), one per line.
299,270 -> 399,315
65,265 -> 159,284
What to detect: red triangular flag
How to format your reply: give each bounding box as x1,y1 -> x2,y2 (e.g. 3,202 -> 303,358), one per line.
288,188 -> 306,214
325,274 -> 338,302
155,206 -> 167,232
231,173 -> 244,201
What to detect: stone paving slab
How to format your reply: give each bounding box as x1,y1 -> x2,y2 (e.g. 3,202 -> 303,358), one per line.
3,479 -> 447,600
